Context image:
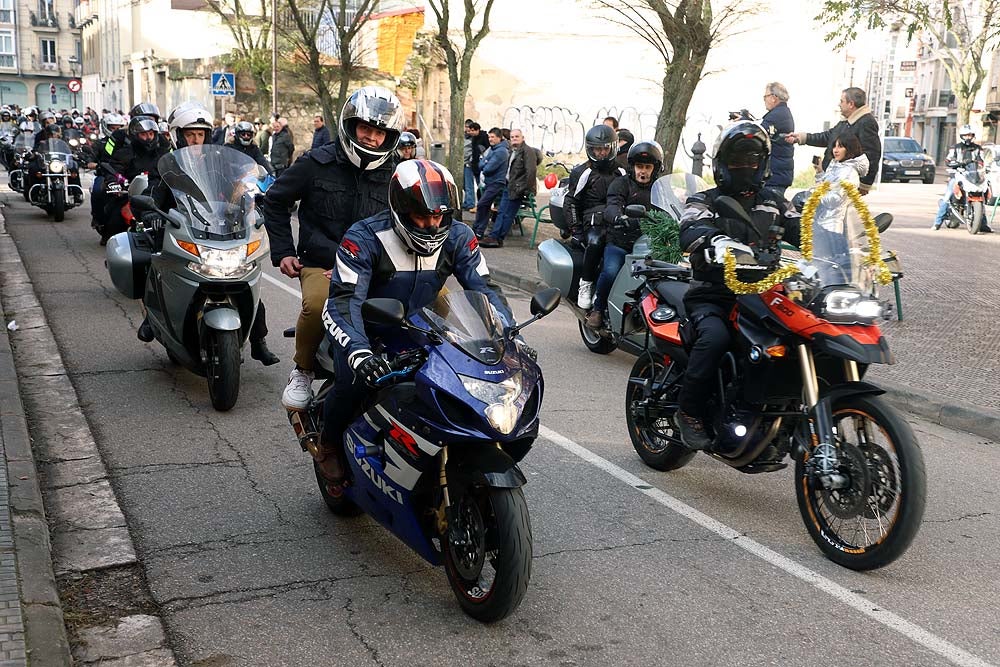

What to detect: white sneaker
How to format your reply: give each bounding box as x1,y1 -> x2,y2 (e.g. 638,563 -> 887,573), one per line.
281,368 -> 315,410
577,280 -> 594,310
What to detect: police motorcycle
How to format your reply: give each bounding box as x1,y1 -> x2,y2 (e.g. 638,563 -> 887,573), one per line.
105,145 -> 269,411
25,138 -> 85,222
944,157 -> 990,234
537,171 -> 707,354
284,287 -> 560,622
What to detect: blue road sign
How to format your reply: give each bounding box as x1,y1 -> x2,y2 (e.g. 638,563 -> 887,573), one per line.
210,72 -> 236,97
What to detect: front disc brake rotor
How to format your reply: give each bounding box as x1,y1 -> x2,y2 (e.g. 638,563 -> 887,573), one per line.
820,441 -> 871,519
450,497 -> 486,580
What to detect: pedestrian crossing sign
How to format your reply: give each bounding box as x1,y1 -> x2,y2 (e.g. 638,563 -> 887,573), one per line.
210,72 -> 236,97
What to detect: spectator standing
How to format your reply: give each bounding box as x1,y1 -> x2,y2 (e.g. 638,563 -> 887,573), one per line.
760,82 -> 795,198
268,118 -> 295,176
603,116 -> 619,130
462,121 -> 476,209
615,128 -> 634,170
468,121 -> 490,207
254,117 -> 270,152
311,113 -> 331,149
786,87 -> 881,194
212,112 -> 236,144
480,129 -> 541,247
472,127 -> 510,238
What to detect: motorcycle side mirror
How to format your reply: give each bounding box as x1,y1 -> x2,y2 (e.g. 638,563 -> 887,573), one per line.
529,287 -> 561,316
625,204 -> 647,218
128,174 -> 148,197
361,298 -> 406,327
874,213 -> 893,233
255,164 -> 268,180
130,194 -> 178,228
714,195 -> 753,226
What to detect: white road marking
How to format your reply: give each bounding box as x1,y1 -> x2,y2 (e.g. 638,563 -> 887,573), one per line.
539,425 -> 993,667
266,270 -> 992,667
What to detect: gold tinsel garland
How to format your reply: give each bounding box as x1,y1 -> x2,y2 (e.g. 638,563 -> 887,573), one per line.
722,179 -> 893,294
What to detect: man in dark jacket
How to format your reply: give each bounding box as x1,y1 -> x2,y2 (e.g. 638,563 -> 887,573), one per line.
787,87 -> 881,194
263,85 -> 402,411
267,118 -> 295,176
677,122 -> 800,451
311,113 -> 331,149
472,128 -> 509,237
467,121 -> 490,203
760,82 -> 794,197
480,129 -> 540,247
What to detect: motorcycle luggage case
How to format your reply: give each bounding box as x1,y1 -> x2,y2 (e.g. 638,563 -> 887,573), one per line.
537,238 -> 584,301
105,231 -> 153,300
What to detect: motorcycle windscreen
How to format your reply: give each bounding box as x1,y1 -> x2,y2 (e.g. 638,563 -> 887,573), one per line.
805,186 -> 876,293
37,139 -> 73,158
420,290 -> 506,365
158,145 -> 259,237
965,164 -> 985,186
650,172 -> 710,219
13,134 -> 32,151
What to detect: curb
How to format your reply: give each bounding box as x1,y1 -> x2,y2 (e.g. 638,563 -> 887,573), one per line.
489,268 -> 1000,443
0,207 -> 178,665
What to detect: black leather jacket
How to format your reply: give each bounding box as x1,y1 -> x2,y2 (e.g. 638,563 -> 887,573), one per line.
231,141 -> 273,174
564,161 -> 626,235
262,140 -> 396,269
603,175 -> 652,249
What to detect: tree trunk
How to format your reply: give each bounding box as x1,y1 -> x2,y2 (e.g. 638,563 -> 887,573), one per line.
446,75 -> 468,192
655,42 -> 709,174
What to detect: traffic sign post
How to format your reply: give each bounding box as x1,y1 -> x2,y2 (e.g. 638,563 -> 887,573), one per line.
67,79 -> 82,109
210,72 -> 236,98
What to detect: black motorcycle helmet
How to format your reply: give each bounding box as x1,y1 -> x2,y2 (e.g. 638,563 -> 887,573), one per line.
617,128 -> 635,155
44,124 -> 62,140
712,121 -> 771,195
62,114 -> 74,128
129,102 -> 161,122
626,141 -> 663,182
234,120 -> 255,147
585,124 -> 617,167
127,116 -> 160,152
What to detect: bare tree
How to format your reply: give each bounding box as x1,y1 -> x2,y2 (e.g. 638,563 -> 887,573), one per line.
203,0 -> 273,111
278,0 -> 377,126
817,0 -> 1000,125
595,0 -> 755,172
426,0 -> 496,191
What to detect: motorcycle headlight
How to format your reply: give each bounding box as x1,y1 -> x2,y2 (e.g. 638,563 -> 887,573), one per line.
49,159 -> 64,173
89,133 -> 98,141
69,138 -> 79,147
818,289 -> 883,324
187,245 -> 254,279
461,372 -> 523,434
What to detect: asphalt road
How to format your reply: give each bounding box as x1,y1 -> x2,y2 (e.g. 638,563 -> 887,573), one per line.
3,183 -> 999,666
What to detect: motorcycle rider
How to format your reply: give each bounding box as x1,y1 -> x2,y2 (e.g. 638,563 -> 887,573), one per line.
676,121 -> 801,451
263,85 -> 402,410
0,109 -> 17,170
586,141 -> 662,328
396,131 -> 417,161
230,120 -> 273,173
33,111 -> 58,149
315,159 -> 516,493
932,125 -> 992,232
567,124 -> 627,309
89,113 -> 126,235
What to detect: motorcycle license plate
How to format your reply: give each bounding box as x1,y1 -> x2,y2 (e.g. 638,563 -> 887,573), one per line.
904,170 -> 920,175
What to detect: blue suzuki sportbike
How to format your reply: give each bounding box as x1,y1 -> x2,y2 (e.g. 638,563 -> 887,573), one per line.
286,287 -> 561,622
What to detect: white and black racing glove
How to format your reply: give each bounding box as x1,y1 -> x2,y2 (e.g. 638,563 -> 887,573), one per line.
351,351 -> 392,389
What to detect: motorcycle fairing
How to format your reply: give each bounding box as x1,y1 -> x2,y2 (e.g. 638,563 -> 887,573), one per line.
810,332 -> 894,365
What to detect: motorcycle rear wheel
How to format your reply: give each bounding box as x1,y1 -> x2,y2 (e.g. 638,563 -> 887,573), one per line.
444,486 -> 531,623
51,189 -> 65,222
795,395 -> 926,571
625,354 -> 695,471
312,461 -> 361,516
966,200 -> 984,235
578,320 -> 617,354
205,329 -> 241,411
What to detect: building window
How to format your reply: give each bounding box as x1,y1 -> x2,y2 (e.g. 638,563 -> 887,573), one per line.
0,0 -> 13,24
0,30 -> 13,68
38,0 -> 53,22
41,38 -> 55,65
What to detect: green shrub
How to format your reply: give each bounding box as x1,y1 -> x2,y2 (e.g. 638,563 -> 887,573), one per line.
640,209 -> 682,263
792,166 -> 818,189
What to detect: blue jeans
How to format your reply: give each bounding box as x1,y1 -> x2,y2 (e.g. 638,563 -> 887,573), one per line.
473,180 -> 505,236
463,166 -> 476,209
492,190 -> 522,241
593,244 -> 628,312
934,180 -> 953,227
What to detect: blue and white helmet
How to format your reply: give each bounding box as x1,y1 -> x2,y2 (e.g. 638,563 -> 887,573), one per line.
338,86 -> 403,171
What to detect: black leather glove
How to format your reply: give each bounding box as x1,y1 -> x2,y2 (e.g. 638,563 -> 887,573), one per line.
352,352 -> 392,389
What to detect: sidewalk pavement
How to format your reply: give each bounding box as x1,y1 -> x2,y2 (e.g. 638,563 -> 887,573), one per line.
462,189 -> 1000,443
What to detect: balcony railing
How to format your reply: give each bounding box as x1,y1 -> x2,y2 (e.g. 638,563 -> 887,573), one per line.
29,11 -> 58,28
937,90 -> 954,107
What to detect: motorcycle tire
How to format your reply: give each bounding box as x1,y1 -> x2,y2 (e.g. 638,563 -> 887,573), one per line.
51,189 -> 65,222
946,207 -> 962,229
795,394 -> 926,571
444,486 -> 531,623
312,461 -> 361,517
205,329 -> 241,411
966,201 -> 984,235
578,320 -> 617,354
625,353 -> 695,471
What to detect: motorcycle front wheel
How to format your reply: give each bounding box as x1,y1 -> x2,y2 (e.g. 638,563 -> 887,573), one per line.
205,329 -> 241,411
51,188 -> 65,222
625,353 -> 695,471
966,200 -> 984,235
444,486 -> 531,623
795,395 -> 926,571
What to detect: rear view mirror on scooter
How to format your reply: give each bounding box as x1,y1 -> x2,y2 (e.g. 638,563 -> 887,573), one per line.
128,174 -> 148,198
625,204 -> 647,218
529,287 -> 561,317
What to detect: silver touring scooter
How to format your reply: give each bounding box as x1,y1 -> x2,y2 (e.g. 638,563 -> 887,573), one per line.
106,145 -> 270,410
